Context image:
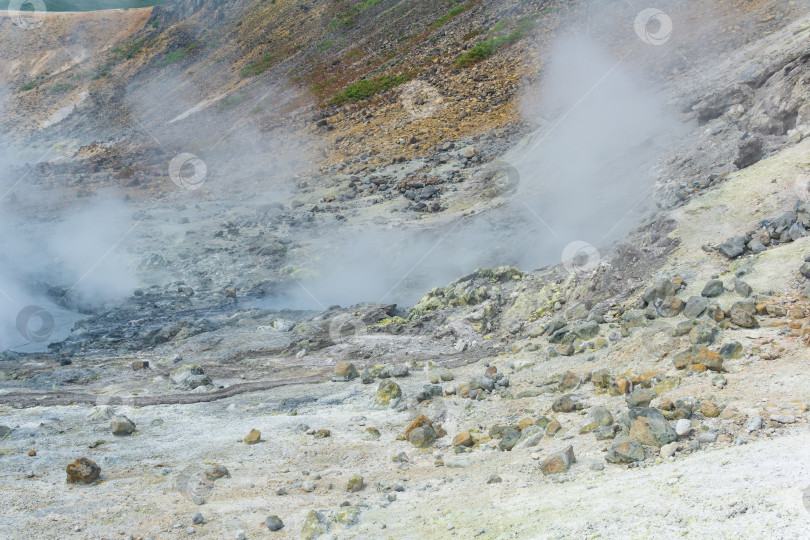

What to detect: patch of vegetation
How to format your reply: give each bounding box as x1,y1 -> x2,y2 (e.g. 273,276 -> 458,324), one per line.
219,95 -> 246,109
317,40 -> 337,51
462,28 -> 483,40
454,13 -> 539,67
49,83 -> 77,94
240,53 -> 275,77
20,82 -> 37,91
111,38 -> 148,60
155,43 -> 199,67
327,72 -> 413,105
330,0 -> 384,28
428,2 -> 475,31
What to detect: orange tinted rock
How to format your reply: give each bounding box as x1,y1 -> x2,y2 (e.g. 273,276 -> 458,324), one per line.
453,431 -> 473,447
66,458 -> 101,484
404,415 -> 432,438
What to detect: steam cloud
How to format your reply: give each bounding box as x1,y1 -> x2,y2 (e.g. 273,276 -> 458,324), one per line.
275,33 -> 679,308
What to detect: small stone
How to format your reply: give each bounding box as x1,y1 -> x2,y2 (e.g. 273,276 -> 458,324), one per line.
301,510 -> 331,539
171,364 -> 212,389
605,437 -> 645,463
132,360 -> 150,371
719,342 -> 743,359
626,388 -> 656,408
244,429 -> 261,444
374,380 -> 402,407
331,362 -> 359,382
346,474 -> 363,492
693,349 -> 724,372
718,236 -> 746,258
551,394 -> 578,413
629,417 -> 677,447
729,305 -> 758,328
545,419 -> 561,435
589,460 -> 604,471
675,419 -> 692,437
28,449 -> 36,457
66,457 -> 101,484
701,401 -> 721,418
682,296 -> 709,318
453,431 -> 473,447
204,464 -> 230,480
192,512 -> 204,525
486,474 -> 502,484
409,425 -> 437,448
391,364 -> 409,377
265,515 -> 284,531
335,505 -> 360,525
744,416 -> 762,432
770,414 -> 796,424
733,280 -> 752,297
362,427 -> 381,440
698,432 -> 718,443
660,441 -> 678,459
111,416 -> 136,436
540,445 -> 576,474
701,280 -> 724,297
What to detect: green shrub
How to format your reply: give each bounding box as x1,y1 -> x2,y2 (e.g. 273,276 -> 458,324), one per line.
429,2 -> 475,31
328,73 -> 412,105
241,53 -> 275,77
49,83 -> 77,94
453,13 -> 539,67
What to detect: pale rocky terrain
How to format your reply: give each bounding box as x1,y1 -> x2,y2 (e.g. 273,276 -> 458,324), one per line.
2,0 -> 810,539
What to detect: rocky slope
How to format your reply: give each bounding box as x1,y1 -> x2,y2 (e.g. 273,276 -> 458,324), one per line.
2,0 -> 810,538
